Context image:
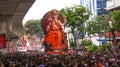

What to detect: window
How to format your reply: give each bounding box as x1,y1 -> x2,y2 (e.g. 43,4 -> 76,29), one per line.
97,9 -> 108,15
97,0 -> 106,8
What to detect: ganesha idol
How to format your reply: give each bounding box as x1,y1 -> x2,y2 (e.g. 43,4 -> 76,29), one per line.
41,9 -> 68,53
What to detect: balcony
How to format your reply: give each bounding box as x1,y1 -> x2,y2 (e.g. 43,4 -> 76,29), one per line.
106,0 -> 120,11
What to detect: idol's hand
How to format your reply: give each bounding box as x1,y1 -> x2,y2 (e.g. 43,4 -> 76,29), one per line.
63,18 -> 67,26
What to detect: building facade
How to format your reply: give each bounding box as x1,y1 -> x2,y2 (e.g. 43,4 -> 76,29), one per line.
80,0 -> 108,19
106,0 -> 120,11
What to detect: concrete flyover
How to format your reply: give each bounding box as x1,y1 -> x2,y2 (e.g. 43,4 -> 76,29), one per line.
0,0 -> 35,36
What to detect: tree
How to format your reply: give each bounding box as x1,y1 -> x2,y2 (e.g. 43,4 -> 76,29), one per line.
86,20 -> 99,35
109,10 -> 120,45
86,15 -> 109,36
112,10 -> 120,31
96,15 -> 110,32
59,5 -> 91,44
24,19 -> 43,35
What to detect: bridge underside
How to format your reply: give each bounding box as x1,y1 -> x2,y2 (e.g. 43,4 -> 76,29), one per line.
0,0 -> 35,36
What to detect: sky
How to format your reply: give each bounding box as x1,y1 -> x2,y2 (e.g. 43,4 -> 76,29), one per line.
23,0 -> 80,24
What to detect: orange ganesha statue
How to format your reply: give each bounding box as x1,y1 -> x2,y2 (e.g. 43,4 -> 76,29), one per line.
41,9 -> 67,52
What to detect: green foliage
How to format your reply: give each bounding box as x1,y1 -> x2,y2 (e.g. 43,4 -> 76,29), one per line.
87,45 -> 97,52
86,15 -> 109,35
97,45 -> 105,51
87,44 -> 110,52
96,15 -> 110,31
97,45 -> 110,51
60,5 -> 91,31
59,5 -> 91,43
86,20 -> 99,35
69,40 -> 76,47
112,10 -> 120,31
81,40 -> 93,46
24,19 -> 43,34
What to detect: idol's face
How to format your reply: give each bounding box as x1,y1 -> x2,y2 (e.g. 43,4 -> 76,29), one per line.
52,10 -> 58,19
53,14 -> 58,19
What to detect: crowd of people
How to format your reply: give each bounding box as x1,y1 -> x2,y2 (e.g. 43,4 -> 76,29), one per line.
0,47 -> 120,67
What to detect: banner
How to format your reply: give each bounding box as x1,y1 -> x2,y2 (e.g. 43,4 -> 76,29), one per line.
17,34 -> 44,52
0,34 -> 6,48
